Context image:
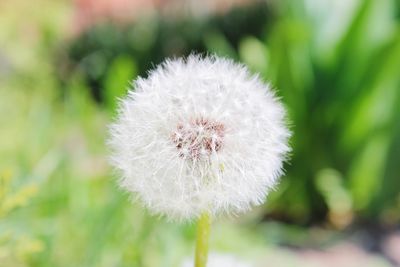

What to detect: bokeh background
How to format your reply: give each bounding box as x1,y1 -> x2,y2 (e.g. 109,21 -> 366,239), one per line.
0,0 -> 399,266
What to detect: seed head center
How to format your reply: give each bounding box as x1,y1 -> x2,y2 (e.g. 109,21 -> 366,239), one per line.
172,117 -> 225,159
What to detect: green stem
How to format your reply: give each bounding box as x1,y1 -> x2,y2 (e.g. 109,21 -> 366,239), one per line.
195,212 -> 211,267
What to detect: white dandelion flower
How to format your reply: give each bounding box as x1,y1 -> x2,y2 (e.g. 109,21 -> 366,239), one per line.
109,55 -> 290,221
181,252 -> 254,267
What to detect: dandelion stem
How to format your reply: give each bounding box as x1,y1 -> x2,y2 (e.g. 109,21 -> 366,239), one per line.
195,212 -> 211,267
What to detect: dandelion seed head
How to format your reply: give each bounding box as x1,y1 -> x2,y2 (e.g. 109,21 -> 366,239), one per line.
108,55 -> 291,221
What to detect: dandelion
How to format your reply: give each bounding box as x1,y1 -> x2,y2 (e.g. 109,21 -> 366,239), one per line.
108,55 -> 290,267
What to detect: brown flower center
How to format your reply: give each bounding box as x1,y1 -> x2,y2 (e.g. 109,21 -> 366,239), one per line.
172,117 -> 225,160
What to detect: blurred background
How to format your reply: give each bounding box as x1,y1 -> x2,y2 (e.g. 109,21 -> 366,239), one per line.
0,0 -> 399,266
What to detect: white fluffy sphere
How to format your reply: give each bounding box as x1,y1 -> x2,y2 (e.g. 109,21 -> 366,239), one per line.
109,55 -> 290,221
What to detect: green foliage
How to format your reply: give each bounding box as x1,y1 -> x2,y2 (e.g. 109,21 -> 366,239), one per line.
58,3 -> 272,102
103,55 -> 138,112
0,171 -> 43,266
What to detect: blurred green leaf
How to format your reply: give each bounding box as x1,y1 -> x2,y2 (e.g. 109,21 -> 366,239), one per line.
238,36 -> 269,75
203,30 -> 237,59
349,134 -> 390,210
103,55 -> 138,112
